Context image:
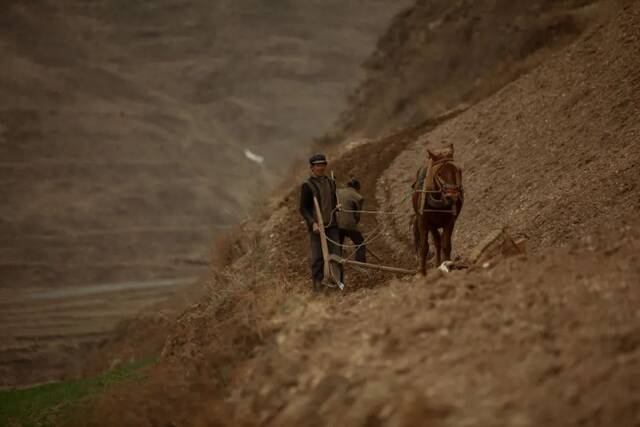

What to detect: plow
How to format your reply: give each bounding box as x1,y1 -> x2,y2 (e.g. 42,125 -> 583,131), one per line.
313,194 -> 417,290
312,147 -> 473,289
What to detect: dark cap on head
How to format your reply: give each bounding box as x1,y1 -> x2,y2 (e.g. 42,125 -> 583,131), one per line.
347,178 -> 361,190
309,153 -> 328,165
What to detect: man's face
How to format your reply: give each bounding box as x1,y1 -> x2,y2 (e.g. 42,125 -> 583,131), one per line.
311,163 -> 327,176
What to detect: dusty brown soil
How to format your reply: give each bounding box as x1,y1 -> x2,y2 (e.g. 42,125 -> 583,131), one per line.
219,5 -> 640,420
76,2 -> 640,426
221,226 -> 640,427
0,0 -> 617,393
380,0 -> 640,261
333,0 -> 618,140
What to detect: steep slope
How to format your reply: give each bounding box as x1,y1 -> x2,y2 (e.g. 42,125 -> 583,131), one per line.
80,2 -> 640,425
380,0 -> 640,261
333,0 -> 617,140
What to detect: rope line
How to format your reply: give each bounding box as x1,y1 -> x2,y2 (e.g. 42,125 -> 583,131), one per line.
325,188 -> 415,254
339,209 -> 403,215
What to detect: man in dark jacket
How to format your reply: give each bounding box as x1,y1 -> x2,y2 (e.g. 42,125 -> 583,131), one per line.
337,178 -> 366,262
299,154 -> 342,292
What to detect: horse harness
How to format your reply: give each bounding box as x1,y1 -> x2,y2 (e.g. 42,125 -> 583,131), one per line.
416,157 -> 463,215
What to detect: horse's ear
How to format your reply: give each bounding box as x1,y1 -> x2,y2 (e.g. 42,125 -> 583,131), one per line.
448,143 -> 454,155
427,149 -> 435,159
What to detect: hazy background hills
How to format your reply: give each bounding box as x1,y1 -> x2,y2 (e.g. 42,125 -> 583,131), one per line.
0,0 -> 411,290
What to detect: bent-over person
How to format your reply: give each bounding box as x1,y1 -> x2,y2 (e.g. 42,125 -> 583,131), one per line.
299,154 -> 342,292
337,178 -> 366,263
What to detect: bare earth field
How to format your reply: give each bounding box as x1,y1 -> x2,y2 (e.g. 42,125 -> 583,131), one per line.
2,1 -> 639,426
77,2 -> 640,425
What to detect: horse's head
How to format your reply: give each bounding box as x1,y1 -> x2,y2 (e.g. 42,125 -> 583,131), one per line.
427,145 -> 462,204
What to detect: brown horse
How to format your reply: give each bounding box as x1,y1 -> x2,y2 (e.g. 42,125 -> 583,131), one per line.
412,146 -> 463,275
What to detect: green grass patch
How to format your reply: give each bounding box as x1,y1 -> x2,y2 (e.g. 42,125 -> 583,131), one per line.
0,357 -> 156,427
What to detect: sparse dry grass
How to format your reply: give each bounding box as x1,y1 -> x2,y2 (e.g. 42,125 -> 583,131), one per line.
76,214 -> 309,426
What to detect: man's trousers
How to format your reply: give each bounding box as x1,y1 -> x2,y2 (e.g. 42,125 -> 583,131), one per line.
309,226 -> 342,283
339,229 -> 366,262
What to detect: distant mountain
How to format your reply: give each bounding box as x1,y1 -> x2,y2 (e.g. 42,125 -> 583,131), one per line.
0,0 -> 411,289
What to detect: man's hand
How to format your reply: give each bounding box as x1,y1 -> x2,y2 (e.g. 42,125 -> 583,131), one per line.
312,222 -> 320,234
336,203 -> 343,211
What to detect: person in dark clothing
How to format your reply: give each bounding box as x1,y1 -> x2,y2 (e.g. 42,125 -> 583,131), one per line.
337,178 -> 366,263
299,153 -> 343,292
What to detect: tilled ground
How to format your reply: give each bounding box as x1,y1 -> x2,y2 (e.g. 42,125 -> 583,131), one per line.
87,122 -> 640,426
78,2 -> 640,426
224,224 -> 640,427
261,109 -> 467,291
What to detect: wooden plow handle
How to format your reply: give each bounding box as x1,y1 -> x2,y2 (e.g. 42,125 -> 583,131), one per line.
313,196 -> 331,279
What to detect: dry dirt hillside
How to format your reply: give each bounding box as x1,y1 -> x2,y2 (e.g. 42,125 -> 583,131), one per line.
332,0 -> 618,140
2,0 -> 610,390
78,0 -> 619,377
81,1 -> 639,426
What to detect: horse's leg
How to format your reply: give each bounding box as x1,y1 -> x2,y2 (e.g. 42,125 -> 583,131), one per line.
422,224 -> 430,276
417,216 -> 429,275
413,215 -> 420,271
412,215 -> 420,256
431,226 -> 442,267
443,221 -> 454,261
